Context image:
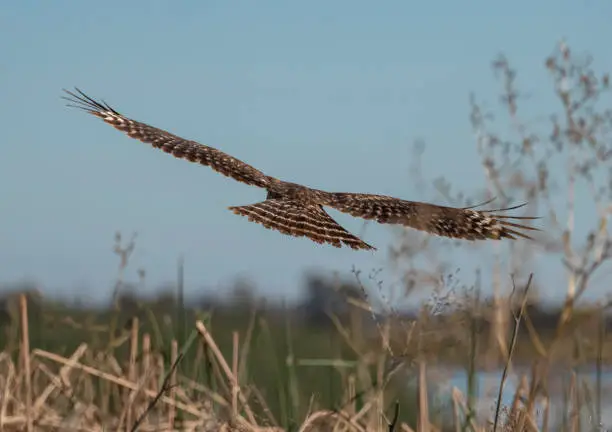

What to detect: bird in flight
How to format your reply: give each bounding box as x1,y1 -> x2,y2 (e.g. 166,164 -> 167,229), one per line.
63,88 -> 539,251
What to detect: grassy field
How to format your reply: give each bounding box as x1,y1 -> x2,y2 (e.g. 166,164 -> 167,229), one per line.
0,275 -> 610,431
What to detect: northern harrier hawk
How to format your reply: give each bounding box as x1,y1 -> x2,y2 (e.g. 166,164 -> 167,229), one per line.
63,88 -> 538,251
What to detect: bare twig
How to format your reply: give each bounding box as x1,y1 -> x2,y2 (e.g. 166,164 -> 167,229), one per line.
493,273 -> 534,431
130,352 -> 184,432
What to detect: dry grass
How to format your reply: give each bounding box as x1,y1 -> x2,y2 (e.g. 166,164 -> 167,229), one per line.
0,293 -> 412,431
1,285 -> 609,432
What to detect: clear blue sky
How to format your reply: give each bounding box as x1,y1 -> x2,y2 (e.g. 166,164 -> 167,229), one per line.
2,1 -> 611,304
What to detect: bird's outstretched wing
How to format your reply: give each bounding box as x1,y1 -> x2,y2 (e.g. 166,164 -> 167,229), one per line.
325,193 -> 539,241
62,88 -> 271,189
229,199 -> 375,250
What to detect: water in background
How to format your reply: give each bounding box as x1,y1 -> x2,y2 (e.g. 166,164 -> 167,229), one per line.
428,367 -> 612,430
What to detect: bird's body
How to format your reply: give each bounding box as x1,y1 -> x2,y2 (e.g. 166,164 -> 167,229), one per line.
63,88 -> 538,251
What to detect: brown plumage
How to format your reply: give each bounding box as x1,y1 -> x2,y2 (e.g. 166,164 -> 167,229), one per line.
63,88 -> 539,251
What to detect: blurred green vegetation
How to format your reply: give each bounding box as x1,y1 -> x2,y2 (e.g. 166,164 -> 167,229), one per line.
1,272 -> 611,429
0,275 -> 425,427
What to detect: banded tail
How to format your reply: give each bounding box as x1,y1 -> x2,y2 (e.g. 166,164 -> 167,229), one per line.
229,199 -> 374,251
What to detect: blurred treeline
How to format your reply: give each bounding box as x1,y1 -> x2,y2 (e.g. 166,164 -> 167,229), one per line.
1,270 -> 611,368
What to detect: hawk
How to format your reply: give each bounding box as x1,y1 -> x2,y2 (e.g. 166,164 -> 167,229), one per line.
63,88 -> 539,251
